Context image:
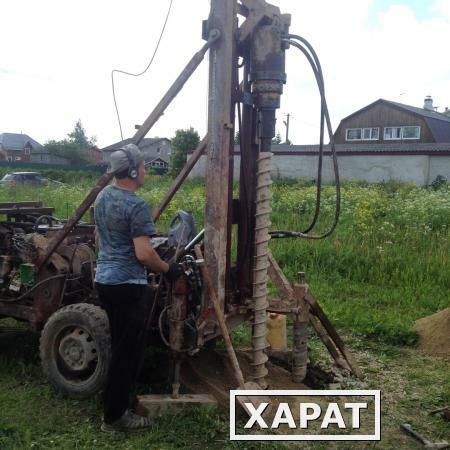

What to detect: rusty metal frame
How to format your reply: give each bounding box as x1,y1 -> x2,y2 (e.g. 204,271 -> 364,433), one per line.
29,0 -> 364,388
38,32 -> 220,271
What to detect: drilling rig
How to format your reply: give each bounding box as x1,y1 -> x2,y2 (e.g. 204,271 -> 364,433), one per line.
0,0 -> 363,403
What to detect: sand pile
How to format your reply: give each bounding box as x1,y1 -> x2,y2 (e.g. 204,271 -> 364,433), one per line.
414,308 -> 450,358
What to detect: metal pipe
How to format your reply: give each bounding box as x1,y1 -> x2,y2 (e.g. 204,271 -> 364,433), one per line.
292,317 -> 308,382
184,229 -> 205,252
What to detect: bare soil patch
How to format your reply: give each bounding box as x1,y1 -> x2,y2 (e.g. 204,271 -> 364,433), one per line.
414,308 -> 450,358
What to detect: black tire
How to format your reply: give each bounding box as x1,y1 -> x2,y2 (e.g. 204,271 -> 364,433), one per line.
40,303 -> 111,399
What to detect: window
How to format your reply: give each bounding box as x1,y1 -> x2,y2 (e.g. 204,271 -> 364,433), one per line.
384,126 -> 420,140
7,156 -> 12,162
15,157 -> 22,161
346,127 -> 379,141
156,147 -> 161,154
402,126 -> 421,139
346,129 -> 361,140
24,147 -> 31,155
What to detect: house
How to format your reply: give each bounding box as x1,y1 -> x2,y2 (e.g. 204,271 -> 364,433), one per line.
0,133 -> 42,162
101,137 -> 172,168
146,156 -> 169,170
30,150 -> 71,166
88,147 -> 103,163
334,97 -> 450,144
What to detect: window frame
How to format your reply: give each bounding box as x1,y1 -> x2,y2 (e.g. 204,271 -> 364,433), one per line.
402,126 -> 421,140
345,127 -> 380,141
384,125 -> 421,140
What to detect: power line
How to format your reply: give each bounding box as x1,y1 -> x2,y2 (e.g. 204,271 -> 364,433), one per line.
111,0 -> 174,141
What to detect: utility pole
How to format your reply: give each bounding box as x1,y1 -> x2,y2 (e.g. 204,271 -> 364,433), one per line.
283,113 -> 292,144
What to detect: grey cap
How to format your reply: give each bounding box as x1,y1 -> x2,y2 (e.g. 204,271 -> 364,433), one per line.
107,143 -> 145,174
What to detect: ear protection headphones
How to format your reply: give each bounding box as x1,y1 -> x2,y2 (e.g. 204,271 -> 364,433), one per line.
119,148 -> 138,179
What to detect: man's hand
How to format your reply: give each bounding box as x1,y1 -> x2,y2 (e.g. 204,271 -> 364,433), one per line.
165,263 -> 184,282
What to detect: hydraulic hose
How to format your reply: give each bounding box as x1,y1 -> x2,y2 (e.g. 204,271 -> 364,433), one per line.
269,35 -> 341,240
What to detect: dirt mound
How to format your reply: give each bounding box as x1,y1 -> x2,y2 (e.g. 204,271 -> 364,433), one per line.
414,308 -> 450,358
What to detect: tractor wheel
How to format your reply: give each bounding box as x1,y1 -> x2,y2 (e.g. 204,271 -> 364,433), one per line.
40,303 -> 111,399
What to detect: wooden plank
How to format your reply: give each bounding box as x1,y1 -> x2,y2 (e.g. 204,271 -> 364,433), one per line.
136,394 -> 217,418
204,0 -> 236,308
152,136 -> 207,222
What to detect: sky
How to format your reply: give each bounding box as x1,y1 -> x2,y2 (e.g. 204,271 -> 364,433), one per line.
1,0 -> 449,148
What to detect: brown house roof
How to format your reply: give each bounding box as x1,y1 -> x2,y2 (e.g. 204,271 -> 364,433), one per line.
339,99 -> 450,142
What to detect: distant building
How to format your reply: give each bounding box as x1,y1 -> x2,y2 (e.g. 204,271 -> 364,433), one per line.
88,147 -> 103,163
101,137 -> 172,169
30,150 -> 70,166
0,133 -> 42,162
334,97 -> 450,144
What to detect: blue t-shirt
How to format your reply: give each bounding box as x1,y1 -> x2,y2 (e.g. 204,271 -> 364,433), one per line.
94,185 -> 156,285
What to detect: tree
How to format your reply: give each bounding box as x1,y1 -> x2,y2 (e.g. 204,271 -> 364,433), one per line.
41,120 -> 97,164
169,127 -> 200,177
67,119 -> 96,149
43,139 -> 90,164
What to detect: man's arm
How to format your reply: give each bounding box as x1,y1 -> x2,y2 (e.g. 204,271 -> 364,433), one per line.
133,236 -> 169,274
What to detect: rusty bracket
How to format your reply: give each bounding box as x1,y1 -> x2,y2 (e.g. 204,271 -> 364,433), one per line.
305,290 -> 365,380
267,252 -> 364,379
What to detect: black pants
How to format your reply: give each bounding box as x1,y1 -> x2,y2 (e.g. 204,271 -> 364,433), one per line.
96,283 -> 149,423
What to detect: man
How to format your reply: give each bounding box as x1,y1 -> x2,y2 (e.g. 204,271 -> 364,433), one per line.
95,143 -> 181,432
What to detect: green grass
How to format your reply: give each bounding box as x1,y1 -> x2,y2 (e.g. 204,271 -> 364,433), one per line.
2,177 -> 448,345
0,333 -> 281,450
0,175 -> 449,449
